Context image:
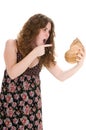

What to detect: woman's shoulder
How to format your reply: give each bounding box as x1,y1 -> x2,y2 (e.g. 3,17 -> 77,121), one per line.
5,39 -> 17,53
5,39 -> 17,46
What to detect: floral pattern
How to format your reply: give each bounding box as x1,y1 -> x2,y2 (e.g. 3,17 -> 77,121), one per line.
0,51 -> 43,130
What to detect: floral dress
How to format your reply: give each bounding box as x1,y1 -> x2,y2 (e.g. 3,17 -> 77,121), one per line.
0,51 -> 43,130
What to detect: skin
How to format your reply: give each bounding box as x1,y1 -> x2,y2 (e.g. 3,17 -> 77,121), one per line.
36,22 -> 51,46
4,22 -> 85,80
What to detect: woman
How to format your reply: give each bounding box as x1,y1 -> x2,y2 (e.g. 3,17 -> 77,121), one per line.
0,13 -> 85,130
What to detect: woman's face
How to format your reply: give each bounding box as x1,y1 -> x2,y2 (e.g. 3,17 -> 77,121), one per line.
36,22 -> 51,46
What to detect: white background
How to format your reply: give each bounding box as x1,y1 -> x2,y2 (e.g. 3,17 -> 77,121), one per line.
0,0 -> 86,130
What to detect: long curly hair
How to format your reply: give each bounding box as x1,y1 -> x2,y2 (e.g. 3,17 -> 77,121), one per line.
17,13 -> 56,68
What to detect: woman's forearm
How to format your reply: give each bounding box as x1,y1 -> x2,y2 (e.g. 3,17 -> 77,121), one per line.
47,59 -> 84,82
58,62 -> 83,81
7,49 -> 37,79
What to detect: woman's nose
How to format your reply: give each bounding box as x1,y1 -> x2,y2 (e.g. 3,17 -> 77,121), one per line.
46,32 -> 49,38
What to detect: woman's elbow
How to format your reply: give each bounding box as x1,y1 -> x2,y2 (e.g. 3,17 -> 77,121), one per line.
56,73 -> 66,82
7,70 -> 17,80
57,77 -> 66,82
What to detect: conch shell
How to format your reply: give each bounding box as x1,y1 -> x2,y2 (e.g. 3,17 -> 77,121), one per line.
65,38 -> 84,63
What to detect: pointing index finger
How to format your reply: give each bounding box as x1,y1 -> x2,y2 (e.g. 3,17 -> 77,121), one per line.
44,44 -> 52,48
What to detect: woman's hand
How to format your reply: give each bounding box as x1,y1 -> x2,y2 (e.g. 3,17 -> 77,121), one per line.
34,44 -> 52,57
76,48 -> 86,65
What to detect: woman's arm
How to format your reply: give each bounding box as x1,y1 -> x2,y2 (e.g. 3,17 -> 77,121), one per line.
47,50 -> 85,81
4,39 -> 38,79
4,39 -> 52,79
